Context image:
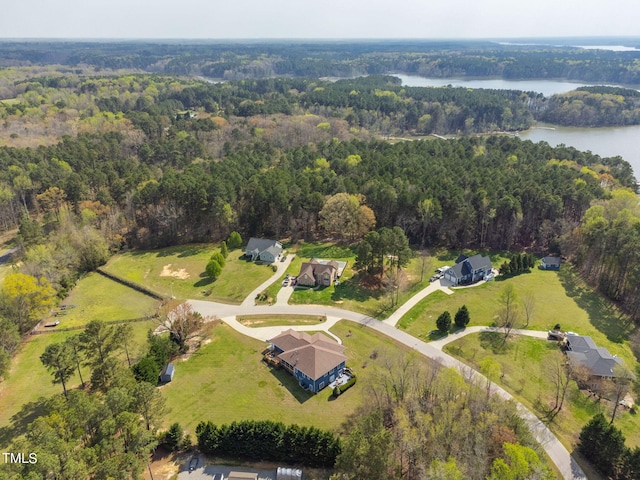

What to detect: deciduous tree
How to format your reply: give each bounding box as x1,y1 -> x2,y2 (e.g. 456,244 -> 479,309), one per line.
0,272 -> 56,333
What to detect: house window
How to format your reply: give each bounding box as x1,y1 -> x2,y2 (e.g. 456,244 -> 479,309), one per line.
319,381 -> 325,390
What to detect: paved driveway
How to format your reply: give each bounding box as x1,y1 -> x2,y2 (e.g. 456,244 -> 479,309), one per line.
186,262 -> 588,480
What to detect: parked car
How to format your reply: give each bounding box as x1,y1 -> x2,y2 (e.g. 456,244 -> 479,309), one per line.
429,275 -> 438,282
212,474 -> 225,480
282,279 -> 289,287
281,256 -> 287,262
188,457 -> 198,471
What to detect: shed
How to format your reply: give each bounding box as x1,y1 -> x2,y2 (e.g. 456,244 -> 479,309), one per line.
277,467 -> 302,479
160,363 -> 175,383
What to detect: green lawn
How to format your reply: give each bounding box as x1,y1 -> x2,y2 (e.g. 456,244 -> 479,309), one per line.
444,333 -> 640,451
237,314 -> 325,328
287,242 -> 442,318
0,320 -> 156,449
161,319 -> 428,436
50,272 -> 159,328
398,264 -> 636,366
102,244 -> 274,304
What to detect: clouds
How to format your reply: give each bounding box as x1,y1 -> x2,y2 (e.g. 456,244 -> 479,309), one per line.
1,0 -> 638,39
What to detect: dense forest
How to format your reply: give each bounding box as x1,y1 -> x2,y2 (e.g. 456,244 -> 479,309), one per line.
542,86 -> 640,126
0,51 -> 640,478
2,40 -> 640,85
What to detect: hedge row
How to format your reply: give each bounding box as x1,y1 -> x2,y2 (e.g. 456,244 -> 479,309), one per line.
95,268 -> 167,300
333,376 -> 357,396
195,419 -> 341,467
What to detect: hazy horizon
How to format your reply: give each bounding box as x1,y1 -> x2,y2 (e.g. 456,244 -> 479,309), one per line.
1,0 -> 639,40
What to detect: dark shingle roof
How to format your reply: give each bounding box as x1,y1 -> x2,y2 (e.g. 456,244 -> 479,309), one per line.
246,237 -> 281,254
566,335 -> 597,353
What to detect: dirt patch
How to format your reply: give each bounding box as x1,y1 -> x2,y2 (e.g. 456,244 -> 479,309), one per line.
144,447 -> 187,480
160,264 -> 190,280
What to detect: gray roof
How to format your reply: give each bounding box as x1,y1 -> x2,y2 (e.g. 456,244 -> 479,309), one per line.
448,254 -> 492,279
567,349 -> 624,377
246,237 -> 282,255
566,335 -> 597,353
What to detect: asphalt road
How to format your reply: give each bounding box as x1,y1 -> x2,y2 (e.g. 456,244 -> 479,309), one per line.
187,268 -> 587,480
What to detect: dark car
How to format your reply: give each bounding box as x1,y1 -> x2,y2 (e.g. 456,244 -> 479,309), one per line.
429,275 -> 438,282
281,256 -> 287,262
188,457 -> 198,471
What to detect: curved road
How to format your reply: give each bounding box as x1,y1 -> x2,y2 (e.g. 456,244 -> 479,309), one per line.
188,277 -> 586,480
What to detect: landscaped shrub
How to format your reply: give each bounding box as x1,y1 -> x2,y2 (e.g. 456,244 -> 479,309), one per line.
333,375 -> 357,396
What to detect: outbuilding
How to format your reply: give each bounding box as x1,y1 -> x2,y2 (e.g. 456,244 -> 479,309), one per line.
277,467 -> 302,479
160,363 -> 175,383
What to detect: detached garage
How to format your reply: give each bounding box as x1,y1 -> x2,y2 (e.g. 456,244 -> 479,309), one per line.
160,363 -> 175,383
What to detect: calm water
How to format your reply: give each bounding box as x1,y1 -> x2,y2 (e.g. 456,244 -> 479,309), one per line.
396,75 -> 640,178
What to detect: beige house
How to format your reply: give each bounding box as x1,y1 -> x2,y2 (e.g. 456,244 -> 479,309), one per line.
297,259 -> 339,287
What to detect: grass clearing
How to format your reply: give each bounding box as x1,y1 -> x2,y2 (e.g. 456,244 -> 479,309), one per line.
444,333 -> 640,451
287,242 -> 440,318
161,319 -> 429,436
398,263 -> 636,366
102,244 -> 274,304
237,314 -> 325,328
50,272 -> 159,328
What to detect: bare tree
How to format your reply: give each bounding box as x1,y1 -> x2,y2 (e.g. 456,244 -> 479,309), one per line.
496,284 -> 520,344
607,365 -> 635,424
154,301 -> 209,352
522,291 -> 535,327
543,355 -> 572,420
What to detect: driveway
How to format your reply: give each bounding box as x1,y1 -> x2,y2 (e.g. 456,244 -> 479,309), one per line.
384,278 -> 454,326
187,274 -> 586,480
240,255 -> 295,307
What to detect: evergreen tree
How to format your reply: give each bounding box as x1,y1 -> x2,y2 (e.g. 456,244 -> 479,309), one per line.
228,231 -> 243,249
206,259 -> 222,280
454,305 -> 470,328
579,413 -> 628,477
220,241 -> 228,258
436,311 -> 451,334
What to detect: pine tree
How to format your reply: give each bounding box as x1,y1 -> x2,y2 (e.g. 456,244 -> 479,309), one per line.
436,311 -> 451,334
454,305 -> 470,328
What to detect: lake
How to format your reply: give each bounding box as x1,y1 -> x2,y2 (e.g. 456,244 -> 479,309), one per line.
396,74 -> 640,178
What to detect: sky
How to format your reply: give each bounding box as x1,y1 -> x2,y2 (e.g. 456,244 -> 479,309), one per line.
1,0 -> 639,39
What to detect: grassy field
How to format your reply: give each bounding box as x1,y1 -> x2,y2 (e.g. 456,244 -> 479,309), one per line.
237,314 -> 325,328
286,242 -> 441,318
398,263 -> 636,366
161,319 -> 426,436
47,272 -> 160,328
0,319 -> 156,449
444,332 -> 640,451
102,244 -> 274,304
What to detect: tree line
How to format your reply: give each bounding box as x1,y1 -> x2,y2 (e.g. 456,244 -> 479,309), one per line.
196,419 -> 341,468
2,41 -> 640,85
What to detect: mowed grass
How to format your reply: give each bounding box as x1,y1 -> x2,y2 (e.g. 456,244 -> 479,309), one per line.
0,320 -> 156,449
288,242 -> 441,318
102,244 -> 274,304
161,319 -> 425,436
398,264 -> 636,366
49,272 -> 159,328
237,314 -> 325,328
444,333 -> 640,450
